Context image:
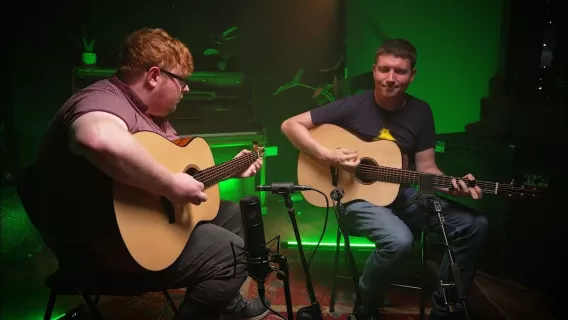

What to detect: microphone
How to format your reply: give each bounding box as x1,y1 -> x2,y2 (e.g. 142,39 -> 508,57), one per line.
256,182 -> 312,194
240,195 -> 271,302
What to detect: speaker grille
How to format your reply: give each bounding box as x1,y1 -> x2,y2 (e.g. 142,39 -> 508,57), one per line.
0,186 -> 43,264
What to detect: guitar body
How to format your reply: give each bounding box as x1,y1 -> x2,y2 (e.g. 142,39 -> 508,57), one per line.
298,124 -> 403,208
113,132 -> 220,271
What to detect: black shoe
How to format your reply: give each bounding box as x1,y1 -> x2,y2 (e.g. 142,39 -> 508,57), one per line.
222,293 -> 270,320
358,305 -> 382,320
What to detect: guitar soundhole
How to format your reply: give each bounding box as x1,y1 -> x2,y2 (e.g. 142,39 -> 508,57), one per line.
185,166 -> 200,176
355,157 -> 378,185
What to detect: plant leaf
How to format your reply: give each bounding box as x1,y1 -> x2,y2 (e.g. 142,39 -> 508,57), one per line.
319,56 -> 344,72
217,60 -> 227,70
312,87 -> 324,98
316,92 -> 332,105
204,48 -> 219,55
222,26 -> 238,39
87,39 -> 95,52
291,68 -> 304,85
312,83 -> 332,98
273,81 -> 297,95
332,77 -> 340,97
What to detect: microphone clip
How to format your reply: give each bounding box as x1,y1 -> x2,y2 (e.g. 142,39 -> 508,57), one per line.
256,182 -> 312,196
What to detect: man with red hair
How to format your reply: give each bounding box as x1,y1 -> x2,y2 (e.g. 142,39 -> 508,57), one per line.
33,28 -> 269,320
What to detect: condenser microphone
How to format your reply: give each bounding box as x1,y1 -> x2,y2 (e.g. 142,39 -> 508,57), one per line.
240,195 -> 271,301
256,182 -> 313,194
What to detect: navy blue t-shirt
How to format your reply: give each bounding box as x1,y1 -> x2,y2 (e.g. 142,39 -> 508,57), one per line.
310,90 -> 436,166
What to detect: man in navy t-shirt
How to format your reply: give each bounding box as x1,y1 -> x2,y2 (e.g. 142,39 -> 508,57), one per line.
281,39 -> 488,320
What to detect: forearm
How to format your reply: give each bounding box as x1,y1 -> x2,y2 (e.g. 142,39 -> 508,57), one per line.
71,123 -> 175,196
281,121 -> 329,161
86,140 -> 173,194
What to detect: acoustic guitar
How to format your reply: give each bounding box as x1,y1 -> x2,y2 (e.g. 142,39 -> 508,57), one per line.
113,131 -> 264,271
297,124 -> 542,208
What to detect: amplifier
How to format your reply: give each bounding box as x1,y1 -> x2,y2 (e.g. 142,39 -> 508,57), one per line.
71,67 -> 259,134
433,133 -> 514,277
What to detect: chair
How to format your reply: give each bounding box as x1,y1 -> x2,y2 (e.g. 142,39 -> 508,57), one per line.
43,269 -> 179,320
16,164 -> 179,320
328,226 -> 430,320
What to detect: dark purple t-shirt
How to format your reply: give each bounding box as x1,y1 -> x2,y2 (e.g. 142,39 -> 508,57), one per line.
310,90 -> 437,167
35,76 -> 179,271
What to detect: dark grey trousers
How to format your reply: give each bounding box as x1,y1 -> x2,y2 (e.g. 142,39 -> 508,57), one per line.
169,200 -> 248,319
46,200 -> 247,320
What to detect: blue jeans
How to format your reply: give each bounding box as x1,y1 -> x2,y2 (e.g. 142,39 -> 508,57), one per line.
343,187 -> 488,317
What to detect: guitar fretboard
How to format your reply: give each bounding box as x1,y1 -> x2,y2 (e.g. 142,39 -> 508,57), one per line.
356,164 -> 512,195
193,152 -> 261,188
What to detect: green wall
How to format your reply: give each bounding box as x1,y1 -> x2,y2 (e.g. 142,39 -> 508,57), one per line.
346,0 -> 506,133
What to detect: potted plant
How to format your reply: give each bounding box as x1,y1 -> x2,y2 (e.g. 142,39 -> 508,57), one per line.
203,26 -> 239,71
273,57 -> 351,105
72,26 -> 96,66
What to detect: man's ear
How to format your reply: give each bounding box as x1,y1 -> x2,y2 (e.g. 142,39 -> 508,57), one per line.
147,66 -> 161,87
410,68 -> 417,83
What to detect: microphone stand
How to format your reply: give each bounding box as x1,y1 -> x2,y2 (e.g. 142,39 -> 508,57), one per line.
275,188 -> 323,320
416,175 -> 470,320
330,187 -> 365,319
271,252 -> 294,320
231,235 -> 294,320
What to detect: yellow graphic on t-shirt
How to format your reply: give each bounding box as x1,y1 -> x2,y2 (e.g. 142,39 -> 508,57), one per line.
374,128 -> 396,141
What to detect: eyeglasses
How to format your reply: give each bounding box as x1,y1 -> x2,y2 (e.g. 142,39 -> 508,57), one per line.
159,68 -> 189,89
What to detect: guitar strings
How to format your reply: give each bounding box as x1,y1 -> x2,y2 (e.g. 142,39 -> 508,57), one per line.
353,164 -> 534,195
182,153 -> 535,196
193,153 -> 258,184
191,152 -> 261,187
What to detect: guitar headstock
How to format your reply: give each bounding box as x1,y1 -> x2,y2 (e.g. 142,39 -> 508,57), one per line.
500,179 -> 546,198
252,140 -> 265,158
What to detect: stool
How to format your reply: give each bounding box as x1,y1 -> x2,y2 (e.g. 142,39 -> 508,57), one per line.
43,269 -> 179,320
328,227 -> 429,320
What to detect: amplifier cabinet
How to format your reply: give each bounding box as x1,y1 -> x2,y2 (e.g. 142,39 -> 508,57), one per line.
434,133 -> 514,277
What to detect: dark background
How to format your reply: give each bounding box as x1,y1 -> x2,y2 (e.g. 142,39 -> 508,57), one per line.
2,0 -> 567,311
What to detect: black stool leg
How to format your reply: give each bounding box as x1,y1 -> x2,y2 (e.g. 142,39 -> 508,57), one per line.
77,289 -> 104,319
44,291 -> 57,320
162,290 -> 178,313
419,230 -> 427,320
329,227 -> 342,313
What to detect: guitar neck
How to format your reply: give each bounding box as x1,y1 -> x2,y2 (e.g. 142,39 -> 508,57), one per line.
368,165 -> 504,196
193,153 -> 259,188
